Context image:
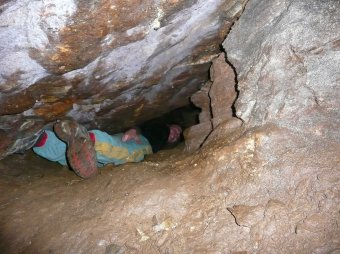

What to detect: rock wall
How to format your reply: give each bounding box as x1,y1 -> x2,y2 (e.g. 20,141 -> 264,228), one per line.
185,0 -> 339,251
0,0 -> 339,253
184,53 -> 242,152
216,0 -> 340,251
224,0 -> 340,133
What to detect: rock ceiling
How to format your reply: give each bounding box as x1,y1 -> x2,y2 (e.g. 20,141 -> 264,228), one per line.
0,0 -> 247,133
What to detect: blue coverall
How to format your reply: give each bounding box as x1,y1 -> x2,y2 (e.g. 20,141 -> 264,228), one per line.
33,130 -> 153,167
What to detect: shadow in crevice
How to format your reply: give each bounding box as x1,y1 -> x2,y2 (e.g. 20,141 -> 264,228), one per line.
219,45 -> 242,122
225,57 -> 242,121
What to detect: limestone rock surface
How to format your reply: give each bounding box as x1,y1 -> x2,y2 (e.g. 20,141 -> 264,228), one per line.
219,0 -> 340,251
0,0 -> 247,134
223,0 -> 340,133
184,52 -> 241,152
183,81 -> 212,151
209,53 -> 237,127
0,0 -> 339,253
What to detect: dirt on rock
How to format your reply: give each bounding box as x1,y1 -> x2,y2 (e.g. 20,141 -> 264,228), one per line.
0,0 -> 339,253
0,123 -> 339,253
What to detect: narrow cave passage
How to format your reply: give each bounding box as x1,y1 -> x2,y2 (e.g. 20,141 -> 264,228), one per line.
0,50 -> 243,253
0,0 -> 339,253
0,102 -> 203,181
0,132 -> 193,253
0,103 -> 211,254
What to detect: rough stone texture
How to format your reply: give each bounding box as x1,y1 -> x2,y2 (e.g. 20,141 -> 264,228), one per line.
0,0 -> 339,253
0,123 -> 338,253
209,53 -> 237,127
220,0 -> 340,251
203,52 -> 243,144
183,81 -> 212,151
184,53 -> 241,152
223,0 -> 340,132
0,0 -> 247,134
191,81 -> 212,124
183,121 -> 212,152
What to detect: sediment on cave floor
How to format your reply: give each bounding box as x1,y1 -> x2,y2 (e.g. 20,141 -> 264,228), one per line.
0,0 -> 339,253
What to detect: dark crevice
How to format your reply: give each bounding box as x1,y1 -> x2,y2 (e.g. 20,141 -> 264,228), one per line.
145,103 -> 200,130
224,56 -> 241,120
220,37 -> 245,123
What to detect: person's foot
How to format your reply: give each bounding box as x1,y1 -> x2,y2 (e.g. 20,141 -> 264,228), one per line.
54,120 -> 98,178
0,117 -> 45,160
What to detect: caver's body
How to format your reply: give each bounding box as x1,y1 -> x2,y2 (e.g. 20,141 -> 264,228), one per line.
33,130 -> 153,167
32,120 -> 182,178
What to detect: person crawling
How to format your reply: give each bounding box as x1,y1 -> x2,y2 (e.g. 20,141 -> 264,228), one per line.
32,120 -> 183,178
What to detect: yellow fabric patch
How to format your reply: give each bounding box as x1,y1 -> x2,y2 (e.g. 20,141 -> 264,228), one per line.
126,146 -> 153,162
94,141 -> 153,163
95,142 -> 130,160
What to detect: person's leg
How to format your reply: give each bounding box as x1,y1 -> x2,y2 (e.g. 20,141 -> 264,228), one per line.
0,117 -> 45,160
33,130 -> 68,165
54,120 -> 98,178
90,129 -> 152,165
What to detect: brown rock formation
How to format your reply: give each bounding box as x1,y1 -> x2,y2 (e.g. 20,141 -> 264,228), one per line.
209,53 -> 237,127
0,0 -> 339,253
184,53 -> 242,152
183,81 -> 212,151
0,0 -> 247,134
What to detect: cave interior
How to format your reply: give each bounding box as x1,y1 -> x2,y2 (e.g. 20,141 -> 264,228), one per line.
0,0 -> 339,253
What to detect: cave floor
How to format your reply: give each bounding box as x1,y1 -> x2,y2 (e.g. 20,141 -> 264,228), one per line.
0,145 -> 194,254
0,126 -> 339,254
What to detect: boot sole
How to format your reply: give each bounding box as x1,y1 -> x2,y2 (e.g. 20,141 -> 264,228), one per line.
54,120 -> 98,178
